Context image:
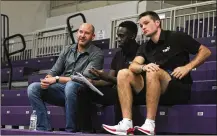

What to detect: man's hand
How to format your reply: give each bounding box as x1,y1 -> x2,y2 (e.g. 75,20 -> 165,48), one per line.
89,68 -> 108,80
45,75 -> 52,78
142,63 -> 160,72
171,66 -> 191,79
40,77 -> 56,89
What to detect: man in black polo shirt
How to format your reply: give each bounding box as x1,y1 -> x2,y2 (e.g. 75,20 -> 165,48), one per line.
102,11 -> 211,135
77,21 -> 140,132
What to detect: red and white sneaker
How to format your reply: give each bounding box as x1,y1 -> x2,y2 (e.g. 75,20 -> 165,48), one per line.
134,123 -> 155,135
102,120 -> 134,135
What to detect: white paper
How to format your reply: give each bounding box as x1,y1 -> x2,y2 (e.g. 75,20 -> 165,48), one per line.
74,72 -> 104,96
96,30 -> 105,40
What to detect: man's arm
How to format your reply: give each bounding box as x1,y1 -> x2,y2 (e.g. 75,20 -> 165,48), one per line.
129,56 -> 145,74
185,45 -> 211,70
171,32 -> 211,79
92,70 -> 116,86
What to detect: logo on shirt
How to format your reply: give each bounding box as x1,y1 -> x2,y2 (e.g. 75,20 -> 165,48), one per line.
162,46 -> 170,53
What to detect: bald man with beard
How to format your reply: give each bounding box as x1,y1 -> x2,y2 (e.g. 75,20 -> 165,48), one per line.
27,23 -> 104,132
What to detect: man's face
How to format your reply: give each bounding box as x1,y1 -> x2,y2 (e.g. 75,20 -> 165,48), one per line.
139,15 -> 160,37
76,24 -> 95,47
117,27 -> 131,48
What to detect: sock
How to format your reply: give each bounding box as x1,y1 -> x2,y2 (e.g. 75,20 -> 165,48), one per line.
122,118 -> 133,127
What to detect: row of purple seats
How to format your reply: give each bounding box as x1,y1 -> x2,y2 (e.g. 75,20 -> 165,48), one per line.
1,67 -> 38,83
1,80 -> 216,106
191,61 -> 216,80
1,106 -> 65,129
1,56 -> 58,83
0,128 -> 108,135
28,74 -> 46,85
0,128 -> 72,135
1,89 -> 30,106
2,104 -> 216,134
1,56 -> 57,69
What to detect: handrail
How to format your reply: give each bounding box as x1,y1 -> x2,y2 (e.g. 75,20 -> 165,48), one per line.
3,34 -> 26,90
66,13 -> 86,44
1,14 -> 9,61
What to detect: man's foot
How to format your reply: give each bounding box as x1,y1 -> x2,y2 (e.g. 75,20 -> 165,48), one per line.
102,120 -> 134,135
134,123 -> 155,135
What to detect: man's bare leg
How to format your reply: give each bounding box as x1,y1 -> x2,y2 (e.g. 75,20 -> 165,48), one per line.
146,69 -> 171,120
135,69 -> 172,135
117,69 -> 144,120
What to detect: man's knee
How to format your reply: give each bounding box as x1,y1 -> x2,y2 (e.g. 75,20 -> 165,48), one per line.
64,81 -> 81,97
117,69 -> 133,81
27,82 -> 41,98
146,70 -> 162,80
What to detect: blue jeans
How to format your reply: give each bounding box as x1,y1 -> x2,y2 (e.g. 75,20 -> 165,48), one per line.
27,81 -> 83,132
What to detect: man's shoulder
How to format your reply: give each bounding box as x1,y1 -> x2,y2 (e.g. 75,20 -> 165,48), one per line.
167,30 -> 187,37
89,43 -> 104,55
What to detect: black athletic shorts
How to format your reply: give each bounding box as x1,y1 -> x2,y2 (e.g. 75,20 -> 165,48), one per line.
133,73 -> 192,106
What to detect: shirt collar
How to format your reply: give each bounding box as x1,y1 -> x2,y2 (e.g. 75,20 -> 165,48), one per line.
71,42 -> 94,54
159,29 -> 166,42
149,29 -> 166,44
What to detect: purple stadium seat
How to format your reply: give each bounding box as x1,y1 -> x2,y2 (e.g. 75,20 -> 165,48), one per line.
93,39 -> 110,50
28,74 -> 46,85
191,80 -> 217,104
1,106 -> 65,129
1,89 -> 29,106
103,57 -> 113,70
195,36 -> 216,47
191,61 -> 216,80
167,104 -> 216,134
1,67 -> 38,82
47,106 -> 65,129
192,80 -> 216,91
28,56 -> 57,70
1,106 -> 33,126
102,48 -> 119,72
103,48 -> 120,57
1,56 -> 57,69
191,70 -> 216,80
91,104 -> 115,132
133,105 -> 169,133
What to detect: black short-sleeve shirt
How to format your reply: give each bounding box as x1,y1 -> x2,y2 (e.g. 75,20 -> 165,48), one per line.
111,41 -> 140,77
136,30 -> 201,84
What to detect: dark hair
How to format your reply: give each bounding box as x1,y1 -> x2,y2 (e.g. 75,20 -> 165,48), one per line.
138,11 -> 161,28
118,21 -> 138,36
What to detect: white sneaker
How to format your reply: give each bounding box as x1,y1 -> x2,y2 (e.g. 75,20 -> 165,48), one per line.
134,123 -> 155,135
102,120 -> 134,135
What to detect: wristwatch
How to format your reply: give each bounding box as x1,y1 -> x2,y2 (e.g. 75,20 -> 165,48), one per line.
55,76 -> 60,83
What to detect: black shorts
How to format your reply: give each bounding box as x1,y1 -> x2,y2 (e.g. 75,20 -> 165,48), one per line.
133,78 -> 192,106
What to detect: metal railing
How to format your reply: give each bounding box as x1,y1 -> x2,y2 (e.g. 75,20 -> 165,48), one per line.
1,14 -> 9,61
2,13 -> 87,62
110,0 -> 216,48
3,1 -> 216,62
